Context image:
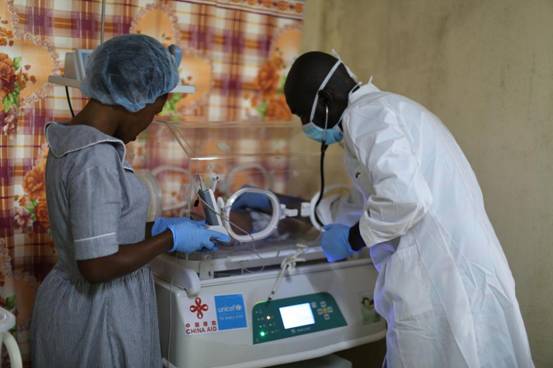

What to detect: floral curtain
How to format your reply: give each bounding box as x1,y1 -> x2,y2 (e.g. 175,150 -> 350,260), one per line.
0,0 -> 303,364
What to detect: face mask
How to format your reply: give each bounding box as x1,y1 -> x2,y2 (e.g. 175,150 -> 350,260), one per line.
303,50 -> 360,145
303,106 -> 343,145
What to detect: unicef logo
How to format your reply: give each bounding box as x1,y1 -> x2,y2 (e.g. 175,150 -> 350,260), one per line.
217,304 -> 243,313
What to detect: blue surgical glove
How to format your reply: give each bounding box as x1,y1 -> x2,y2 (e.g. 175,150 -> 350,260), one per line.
320,224 -> 357,262
168,221 -> 231,253
152,217 -> 205,237
231,191 -> 271,211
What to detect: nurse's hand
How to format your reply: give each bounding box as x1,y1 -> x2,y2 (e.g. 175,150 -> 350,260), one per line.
151,216 -> 205,237
168,221 -> 231,253
320,224 -> 357,262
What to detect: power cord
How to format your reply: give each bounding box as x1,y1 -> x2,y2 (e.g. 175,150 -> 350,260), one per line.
65,86 -> 75,117
266,243 -> 307,302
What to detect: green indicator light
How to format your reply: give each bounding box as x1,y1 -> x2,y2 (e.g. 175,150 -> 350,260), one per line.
260,331 -> 266,337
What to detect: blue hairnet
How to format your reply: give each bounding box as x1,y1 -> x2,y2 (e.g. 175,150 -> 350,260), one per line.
81,34 -> 182,112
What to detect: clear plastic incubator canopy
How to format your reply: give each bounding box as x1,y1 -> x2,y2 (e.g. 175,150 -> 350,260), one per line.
132,119 -> 386,368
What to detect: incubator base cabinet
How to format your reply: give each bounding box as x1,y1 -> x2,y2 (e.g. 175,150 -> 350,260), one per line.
152,247 -> 385,368
271,354 -> 352,368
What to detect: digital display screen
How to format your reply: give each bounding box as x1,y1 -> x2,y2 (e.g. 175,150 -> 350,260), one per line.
279,303 -> 315,329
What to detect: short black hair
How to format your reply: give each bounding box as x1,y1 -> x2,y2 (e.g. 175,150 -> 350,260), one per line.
284,51 -> 352,122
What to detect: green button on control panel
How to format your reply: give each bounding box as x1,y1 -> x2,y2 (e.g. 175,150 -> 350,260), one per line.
252,292 -> 347,344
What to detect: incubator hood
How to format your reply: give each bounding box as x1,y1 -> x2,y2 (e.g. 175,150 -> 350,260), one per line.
132,119 -> 352,248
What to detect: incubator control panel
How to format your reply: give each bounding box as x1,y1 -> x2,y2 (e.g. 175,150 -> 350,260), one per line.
252,292 -> 346,344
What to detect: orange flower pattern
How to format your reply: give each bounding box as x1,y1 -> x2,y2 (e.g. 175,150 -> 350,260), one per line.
0,17 -> 37,135
22,165 -> 45,201
15,145 -> 49,230
266,94 -> 291,120
249,51 -> 292,121
223,0 -> 303,14
35,200 -> 49,228
255,55 -> 283,97
0,53 -> 16,101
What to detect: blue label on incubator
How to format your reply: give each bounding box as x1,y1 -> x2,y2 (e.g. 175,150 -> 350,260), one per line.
215,294 -> 247,330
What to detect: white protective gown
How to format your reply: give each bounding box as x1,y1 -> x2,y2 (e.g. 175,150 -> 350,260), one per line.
330,83 -> 534,368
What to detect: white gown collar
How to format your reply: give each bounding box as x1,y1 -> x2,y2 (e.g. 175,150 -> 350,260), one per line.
349,82 -> 381,105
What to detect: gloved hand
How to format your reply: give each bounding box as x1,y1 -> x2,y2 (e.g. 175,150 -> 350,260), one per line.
231,190 -> 272,211
151,217 -> 205,237
320,224 -> 357,262
168,220 -> 231,253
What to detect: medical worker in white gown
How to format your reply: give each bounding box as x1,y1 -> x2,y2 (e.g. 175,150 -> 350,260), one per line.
283,51 -> 534,368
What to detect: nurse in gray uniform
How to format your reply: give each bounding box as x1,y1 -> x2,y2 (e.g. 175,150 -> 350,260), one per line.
31,34 -> 229,368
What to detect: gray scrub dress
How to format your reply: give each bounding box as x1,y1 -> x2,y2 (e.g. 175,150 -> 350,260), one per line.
31,122 -> 162,368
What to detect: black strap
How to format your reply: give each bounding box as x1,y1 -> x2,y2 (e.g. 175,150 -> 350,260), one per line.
348,222 -> 367,251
